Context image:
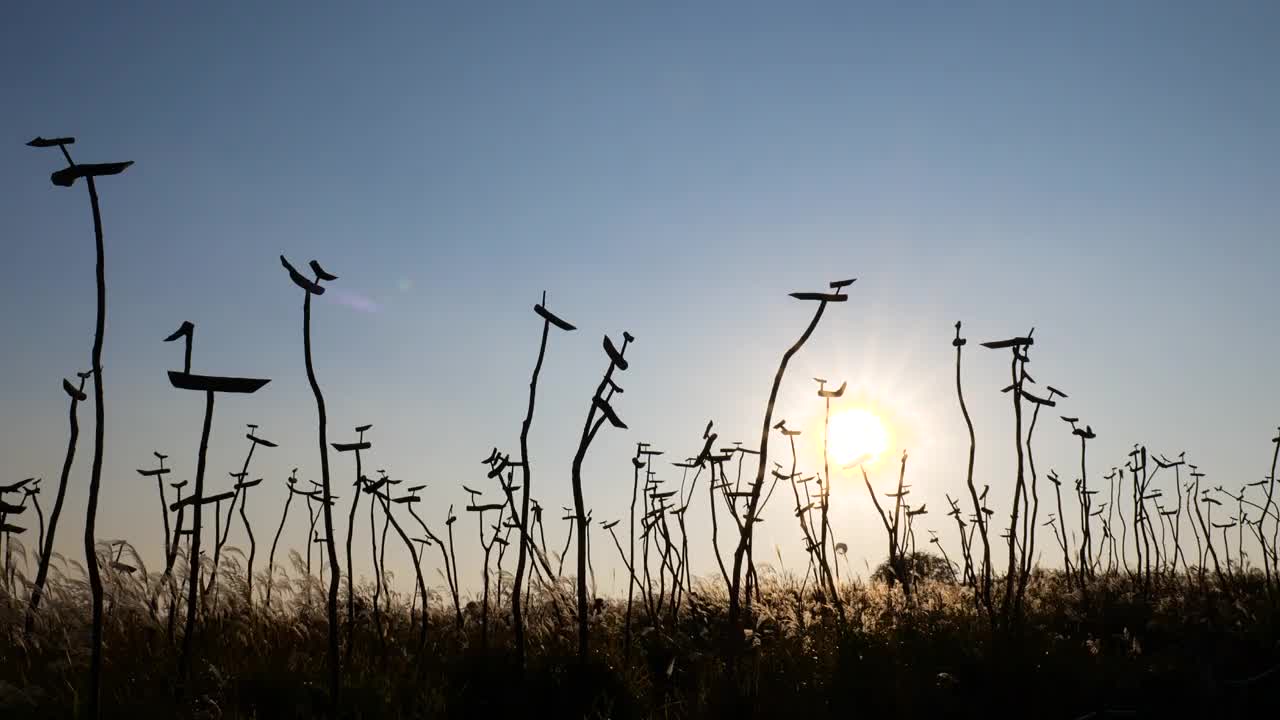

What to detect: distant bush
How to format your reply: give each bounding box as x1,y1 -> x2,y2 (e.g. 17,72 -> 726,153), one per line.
871,551 -> 956,585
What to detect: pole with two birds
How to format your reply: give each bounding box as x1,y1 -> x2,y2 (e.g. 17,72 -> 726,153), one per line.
280,255 -> 342,711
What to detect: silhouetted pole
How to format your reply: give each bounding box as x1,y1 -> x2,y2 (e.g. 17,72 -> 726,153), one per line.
181,388 -> 215,678
570,331 -> 633,661
407,499 -> 462,631
953,322 -> 992,616
281,255 -> 341,713
29,136 -> 133,720
380,485 -> 429,649
815,378 -> 847,609
162,320 -> 269,683
1266,430 -> 1280,587
979,331 -> 1034,622
513,293 -> 575,666
26,372 -> 90,631
1018,384 -> 1065,602
729,279 -> 851,629
1063,416 -> 1097,586
266,471 -> 301,610
333,425 -> 372,659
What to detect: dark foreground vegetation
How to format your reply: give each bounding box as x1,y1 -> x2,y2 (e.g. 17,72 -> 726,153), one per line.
2,558 -> 1279,719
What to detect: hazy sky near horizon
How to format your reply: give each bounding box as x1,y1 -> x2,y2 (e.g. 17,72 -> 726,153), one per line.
2,2 -> 1278,598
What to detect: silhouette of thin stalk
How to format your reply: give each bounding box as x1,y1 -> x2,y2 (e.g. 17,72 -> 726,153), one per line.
814,378 -> 847,609
30,484 -> 45,566
378,486 -> 392,617
1075,424 -> 1096,583
377,486 -> 428,649
467,493 -> 506,650
1171,465 -> 1188,574
1191,468 -> 1227,590
306,491 -> 320,580
369,475 -> 383,636
167,284 -> 274,672
861,461 -> 898,582
209,427 -> 269,605
1019,385 -> 1063,601
1264,430 -> 1280,590
706,451 -> 732,597
238,483 -> 257,603
179,389 -> 215,683
570,331 -> 633,660
730,280 -> 849,629
29,135 -> 134,720
1105,470 -> 1119,574
164,481 -> 188,642
136,453 -> 174,582
281,255 -> 341,709
980,332 -> 1033,621
26,372 -> 89,630
266,472 -> 300,610
787,446 -> 821,591
83,171 -> 109,720
510,293 -> 574,665
333,425 -> 371,659
626,445 -> 645,653
409,504 -> 462,631
953,322 -> 992,616
344,467 -> 364,642
945,496 -> 973,585
1115,465 -> 1132,577
446,507 -> 462,627
1131,453 -> 1152,584
1047,471 -> 1072,579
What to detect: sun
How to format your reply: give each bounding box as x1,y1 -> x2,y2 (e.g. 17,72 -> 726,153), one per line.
826,408 -> 890,468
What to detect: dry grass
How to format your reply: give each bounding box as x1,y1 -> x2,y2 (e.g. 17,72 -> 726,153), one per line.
2,540 -> 1278,719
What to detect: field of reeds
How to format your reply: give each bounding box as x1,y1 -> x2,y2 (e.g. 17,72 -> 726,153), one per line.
3,138 -> 1279,718
3,555 -> 1279,718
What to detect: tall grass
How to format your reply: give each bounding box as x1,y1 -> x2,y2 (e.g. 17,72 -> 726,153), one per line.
5,544 -> 1280,718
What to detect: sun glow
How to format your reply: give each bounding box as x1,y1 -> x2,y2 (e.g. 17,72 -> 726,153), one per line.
826,408 -> 890,468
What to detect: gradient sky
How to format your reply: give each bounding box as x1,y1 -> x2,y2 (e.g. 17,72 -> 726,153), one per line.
2,2 -> 1278,600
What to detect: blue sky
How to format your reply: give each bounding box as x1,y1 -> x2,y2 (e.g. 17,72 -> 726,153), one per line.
2,2 -> 1278,598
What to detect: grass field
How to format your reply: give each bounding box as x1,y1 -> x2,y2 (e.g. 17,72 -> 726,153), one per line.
3,546 -> 1278,719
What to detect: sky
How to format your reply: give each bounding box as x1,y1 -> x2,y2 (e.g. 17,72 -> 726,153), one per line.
1,1 -> 1278,601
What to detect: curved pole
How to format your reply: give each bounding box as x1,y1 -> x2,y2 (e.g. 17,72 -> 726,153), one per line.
82,175 -> 108,720
27,375 -> 87,630
239,489 -> 256,604
954,323 -> 992,616
729,299 -> 829,627
513,307 -> 553,666
301,288 -> 340,709
265,485 -> 296,610
343,450 -> 363,660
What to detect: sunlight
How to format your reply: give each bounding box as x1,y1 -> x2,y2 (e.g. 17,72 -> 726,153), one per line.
826,407 -> 890,468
